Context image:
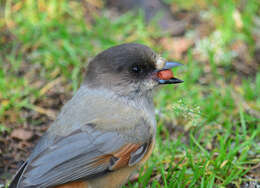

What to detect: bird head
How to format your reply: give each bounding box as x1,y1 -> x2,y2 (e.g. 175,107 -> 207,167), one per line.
85,43 -> 183,97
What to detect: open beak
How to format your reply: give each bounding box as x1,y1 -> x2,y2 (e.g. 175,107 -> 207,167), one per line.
156,62 -> 183,84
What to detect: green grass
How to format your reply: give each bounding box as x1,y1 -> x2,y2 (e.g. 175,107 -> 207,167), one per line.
1,0 -> 259,187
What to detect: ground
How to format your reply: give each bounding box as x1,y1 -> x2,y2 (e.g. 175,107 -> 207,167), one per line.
0,0 -> 259,187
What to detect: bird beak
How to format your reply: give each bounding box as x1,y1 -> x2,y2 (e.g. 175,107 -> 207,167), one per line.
156,62 -> 184,84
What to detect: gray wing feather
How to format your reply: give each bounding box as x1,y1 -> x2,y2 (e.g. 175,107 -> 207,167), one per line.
20,126 -> 126,188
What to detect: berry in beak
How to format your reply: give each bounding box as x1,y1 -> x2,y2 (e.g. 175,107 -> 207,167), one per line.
156,62 -> 183,84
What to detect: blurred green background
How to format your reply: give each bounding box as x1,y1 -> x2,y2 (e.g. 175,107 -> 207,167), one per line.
0,0 -> 259,187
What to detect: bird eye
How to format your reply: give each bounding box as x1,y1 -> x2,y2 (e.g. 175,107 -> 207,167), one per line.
131,64 -> 144,74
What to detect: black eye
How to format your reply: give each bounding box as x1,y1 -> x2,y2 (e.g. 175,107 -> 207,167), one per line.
131,64 -> 144,74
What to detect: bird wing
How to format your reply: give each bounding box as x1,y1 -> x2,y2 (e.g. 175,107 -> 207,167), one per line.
14,124 -> 152,188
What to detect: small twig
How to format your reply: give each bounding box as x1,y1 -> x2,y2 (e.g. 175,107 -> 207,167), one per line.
40,77 -> 63,96
31,106 -> 56,120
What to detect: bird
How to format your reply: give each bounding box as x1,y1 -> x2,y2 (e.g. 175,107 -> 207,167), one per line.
9,43 -> 183,188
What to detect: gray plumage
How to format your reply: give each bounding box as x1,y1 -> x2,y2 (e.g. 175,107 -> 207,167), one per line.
10,43 -> 159,188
